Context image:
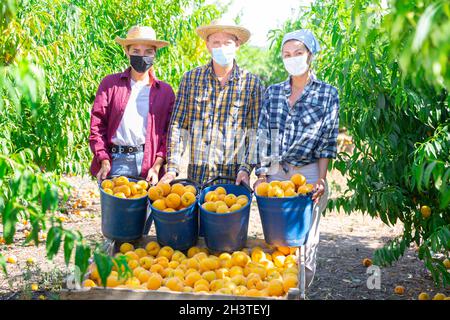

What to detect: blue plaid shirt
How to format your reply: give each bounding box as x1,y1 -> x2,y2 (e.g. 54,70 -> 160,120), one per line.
256,73 -> 340,176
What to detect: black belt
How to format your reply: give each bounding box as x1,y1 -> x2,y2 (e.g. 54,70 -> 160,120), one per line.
110,144 -> 144,154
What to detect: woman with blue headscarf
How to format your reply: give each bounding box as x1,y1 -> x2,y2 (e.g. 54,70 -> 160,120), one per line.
255,29 -> 340,288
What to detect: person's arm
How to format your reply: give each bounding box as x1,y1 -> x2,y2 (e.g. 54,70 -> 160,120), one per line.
146,156 -> 165,184
237,78 -> 265,185
312,89 -> 340,202
317,158 -> 330,181
253,87 -> 272,189
89,78 -> 111,180
314,90 -> 340,161
149,87 -> 174,183
161,74 -> 190,182
155,87 -> 175,162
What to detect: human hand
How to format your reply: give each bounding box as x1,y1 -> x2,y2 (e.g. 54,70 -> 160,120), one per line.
96,160 -> 111,181
236,171 -> 250,186
146,166 -> 160,185
253,175 -> 267,190
160,171 -> 176,184
312,178 -> 326,204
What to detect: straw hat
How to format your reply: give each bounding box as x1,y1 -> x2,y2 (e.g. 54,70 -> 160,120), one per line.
115,26 -> 169,49
196,19 -> 251,45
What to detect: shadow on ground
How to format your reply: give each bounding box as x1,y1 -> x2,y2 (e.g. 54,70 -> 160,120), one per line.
307,231 -> 450,300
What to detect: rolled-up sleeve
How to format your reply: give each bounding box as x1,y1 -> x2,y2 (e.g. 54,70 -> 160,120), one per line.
255,87 -> 272,176
238,77 -> 265,174
156,87 -> 175,161
314,89 -> 340,159
166,74 -> 190,175
89,78 -> 111,164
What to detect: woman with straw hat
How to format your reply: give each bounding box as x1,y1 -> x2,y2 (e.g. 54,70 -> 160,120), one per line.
89,26 -> 175,183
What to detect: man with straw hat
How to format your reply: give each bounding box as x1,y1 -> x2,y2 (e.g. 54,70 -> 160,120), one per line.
161,19 -> 265,185
90,26 -> 175,184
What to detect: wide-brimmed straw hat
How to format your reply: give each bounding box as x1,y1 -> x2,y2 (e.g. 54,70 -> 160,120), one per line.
196,19 -> 251,45
115,26 -> 169,49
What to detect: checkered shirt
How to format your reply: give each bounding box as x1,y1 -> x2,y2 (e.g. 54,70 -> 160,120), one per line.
256,74 -> 340,176
167,60 -> 265,184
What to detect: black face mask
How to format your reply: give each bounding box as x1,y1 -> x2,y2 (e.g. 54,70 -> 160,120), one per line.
130,55 -> 154,73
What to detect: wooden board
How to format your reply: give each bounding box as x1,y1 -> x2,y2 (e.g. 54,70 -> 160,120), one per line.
59,236 -> 301,300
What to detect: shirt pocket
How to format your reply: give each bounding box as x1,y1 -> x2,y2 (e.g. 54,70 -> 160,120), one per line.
193,90 -> 211,112
230,99 -> 245,120
300,103 -> 325,137
194,93 -> 209,104
229,87 -> 251,119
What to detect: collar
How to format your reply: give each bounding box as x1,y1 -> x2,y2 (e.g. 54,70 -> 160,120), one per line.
282,71 -> 320,96
120,66 -> 160,87
205,59 -> 241,81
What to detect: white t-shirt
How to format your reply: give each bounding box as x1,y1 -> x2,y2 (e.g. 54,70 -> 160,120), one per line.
112,79 -> 150,146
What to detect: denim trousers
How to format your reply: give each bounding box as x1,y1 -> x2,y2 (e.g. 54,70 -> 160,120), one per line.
109,151 -> 144,178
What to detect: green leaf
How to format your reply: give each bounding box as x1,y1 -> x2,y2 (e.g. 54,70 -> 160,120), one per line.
63,231 -> 76,266
75,243 -> 91,284
42,184 -> 58,213
416,162 -> 425,192
423,160 -> 437,189
412,2 -> 441,52
46,226 -> 62,260
0,254 -> 7,275
2,201 -> 18,243
114,255 -> 132,280
93,252 -> 113,288
377,92 -> 386,108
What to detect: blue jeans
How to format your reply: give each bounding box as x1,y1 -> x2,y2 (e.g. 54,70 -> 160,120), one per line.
110,151 -> 144,178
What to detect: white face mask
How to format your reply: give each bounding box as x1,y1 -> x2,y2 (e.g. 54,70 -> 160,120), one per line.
212,46 -> 236,67
283,54 -> 309,76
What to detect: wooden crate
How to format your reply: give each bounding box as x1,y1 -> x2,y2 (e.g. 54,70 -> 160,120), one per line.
59,236 -> 302,300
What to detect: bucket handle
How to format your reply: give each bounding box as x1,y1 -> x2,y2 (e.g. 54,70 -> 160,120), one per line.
201,175 -> 253,194
143,203 -> 153,235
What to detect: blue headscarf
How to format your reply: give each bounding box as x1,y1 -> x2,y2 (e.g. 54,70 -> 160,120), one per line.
281,29 -> 320,54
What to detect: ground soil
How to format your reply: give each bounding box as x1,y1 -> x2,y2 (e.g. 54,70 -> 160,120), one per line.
1,134 -> 449,300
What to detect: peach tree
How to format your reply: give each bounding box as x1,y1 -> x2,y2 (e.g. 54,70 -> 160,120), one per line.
268,0 -> 449,286
0,0 -> 221,286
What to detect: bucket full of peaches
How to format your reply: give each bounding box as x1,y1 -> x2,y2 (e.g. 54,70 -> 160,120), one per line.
99,175 -> 152,242
254,174 -> 314,247
147,179 -> 200,251
199,176 -> 253,253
